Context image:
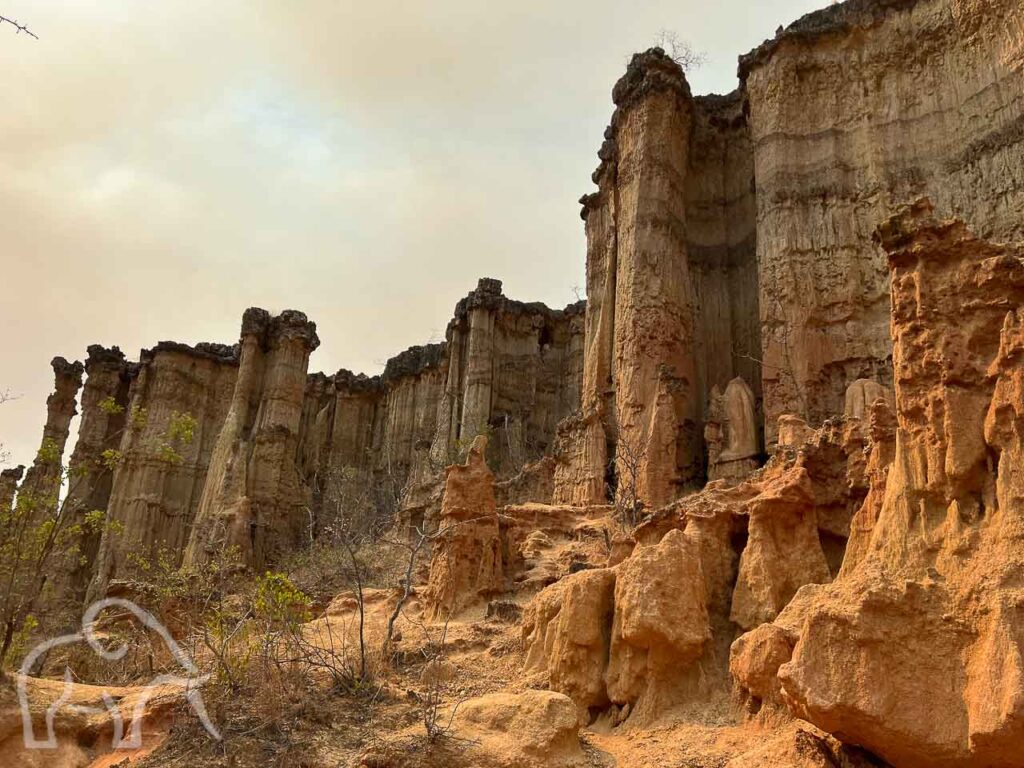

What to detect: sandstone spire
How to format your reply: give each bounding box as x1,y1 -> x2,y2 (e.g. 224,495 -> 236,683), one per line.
16,357 -> 84,514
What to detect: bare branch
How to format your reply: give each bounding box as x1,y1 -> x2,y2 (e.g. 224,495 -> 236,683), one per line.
0,15 -> 37,39
654,29 -> 705,70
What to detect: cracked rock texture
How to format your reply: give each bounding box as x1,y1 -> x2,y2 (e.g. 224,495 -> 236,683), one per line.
735,200 -> 1024,767
560,0 -> 1024,507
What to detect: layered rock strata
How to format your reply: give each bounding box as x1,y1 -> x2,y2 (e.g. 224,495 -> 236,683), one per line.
743,0 -> 1024,441
735,201 -> 1024,767
183,309 -> 320,570
301,279 -> 584,533
88,342 -> 239,596
559,0 -> 1024,508
59,346 -> 132,602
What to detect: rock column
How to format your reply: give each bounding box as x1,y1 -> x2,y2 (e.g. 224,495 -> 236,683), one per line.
59,346 -> 131,603
17,357 -> 84,514
184,308 -> 320,570
610,51 -> 701,508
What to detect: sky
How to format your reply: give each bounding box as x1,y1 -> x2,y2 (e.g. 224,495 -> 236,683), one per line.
0,0 -> 827,469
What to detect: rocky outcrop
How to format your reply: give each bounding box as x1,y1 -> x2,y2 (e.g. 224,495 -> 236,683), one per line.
563,50 -> 764,510
453,690 -> 586,768
522,567 -> 616,715
743,0 -> 1024,442
299,279 -> 583,535
561,0 -> 1024,505
184,309 -> 320,570
737,201 -> 1024,767
430,279 -> 584,478
89,342 -> 239,597
729,468 -> 830,631
11,280 -> 577,602
605,529 -> 711,716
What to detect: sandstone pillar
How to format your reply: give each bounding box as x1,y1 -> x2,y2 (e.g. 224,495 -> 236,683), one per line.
0,466 -> 24,514
184,308 -> 319,571
17,357 -> 84,514
610,51 -> 700,508
87,341 -> 238,600
59,346 -> 131,603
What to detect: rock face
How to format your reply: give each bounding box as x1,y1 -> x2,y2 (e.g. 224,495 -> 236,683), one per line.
522,567 -> 616,715
737,201 -> 1024,767
430,279 -> 585,477
300,279 -> 584,534
566,50 -> 756,510
88,341 -> 238,597
742,0 -> 1024,443
605,528 -> 711,714
1,281 -> 579,603
184,309 -> 320,570
559,0 -> 1024,506
729,468 -> 830,632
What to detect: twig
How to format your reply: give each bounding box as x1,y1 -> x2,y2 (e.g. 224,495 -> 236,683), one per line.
0,15 -> 37,39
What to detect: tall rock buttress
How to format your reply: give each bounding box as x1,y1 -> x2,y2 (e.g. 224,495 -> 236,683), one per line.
58,346 -> 131,604
183,308 -> 320,570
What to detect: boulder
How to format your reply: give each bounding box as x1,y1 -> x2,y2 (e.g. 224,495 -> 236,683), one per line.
454,690 -> 585,768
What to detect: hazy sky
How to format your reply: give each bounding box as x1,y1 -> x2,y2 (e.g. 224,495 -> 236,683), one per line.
0,0 -> 827,468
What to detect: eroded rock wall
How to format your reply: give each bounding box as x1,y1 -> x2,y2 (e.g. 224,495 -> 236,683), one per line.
564,52 -> 762,510
735,201 -> 1024,767
298,279 -> 583,533
88,342 -> 238,596
743,0 -> 1024,443
431,279 -> 584,478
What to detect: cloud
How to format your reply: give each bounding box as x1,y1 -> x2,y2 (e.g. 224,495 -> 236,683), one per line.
0,0 -> 827,467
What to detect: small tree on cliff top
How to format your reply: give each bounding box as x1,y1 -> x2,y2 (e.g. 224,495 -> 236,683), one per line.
653,29 -> 706,71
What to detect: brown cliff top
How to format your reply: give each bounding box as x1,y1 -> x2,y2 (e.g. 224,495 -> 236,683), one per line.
84,344 -> 127,368
453,278 -> 585,323
584,47 -> 692,202
140,340 -> 240,366
612,47 -> 691,111
242,307 -> 321,352
0,466 -> 25,481
738,0 -> 921,80
51,356 -> 85,383
323,342 -> 447,396
382,343 -> 446,384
